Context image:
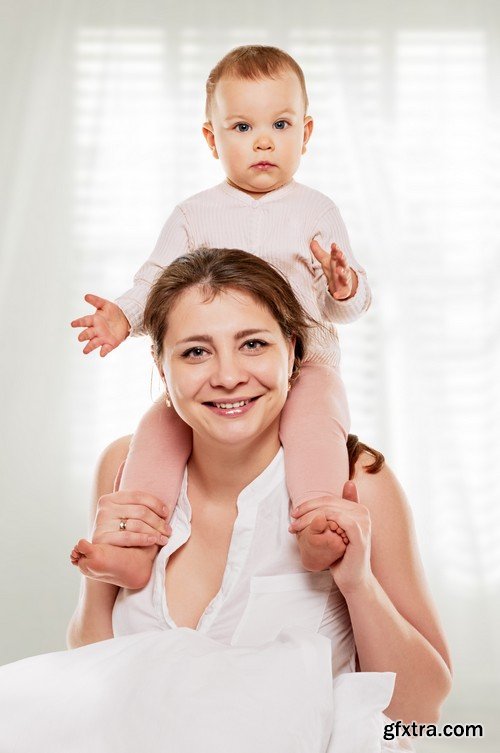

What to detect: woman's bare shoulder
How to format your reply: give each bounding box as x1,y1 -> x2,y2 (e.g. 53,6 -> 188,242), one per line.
352,451 -> 411,521
94,435 -> 133,497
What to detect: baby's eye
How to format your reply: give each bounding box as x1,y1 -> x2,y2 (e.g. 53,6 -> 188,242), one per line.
235,123 -> 251,133
274,120 -> 290,130
181,346 -> 208,359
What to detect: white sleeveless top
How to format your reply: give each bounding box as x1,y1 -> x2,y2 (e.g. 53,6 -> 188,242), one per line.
112,448 -> 356,677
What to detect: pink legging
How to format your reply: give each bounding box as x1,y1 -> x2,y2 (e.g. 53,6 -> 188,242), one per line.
120,361 -> 350,508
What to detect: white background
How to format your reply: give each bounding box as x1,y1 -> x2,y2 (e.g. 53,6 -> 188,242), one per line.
1,1 -> 499,749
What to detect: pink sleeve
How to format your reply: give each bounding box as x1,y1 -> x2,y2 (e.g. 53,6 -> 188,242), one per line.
279,362 -> 350,507
115,205 -> 191,336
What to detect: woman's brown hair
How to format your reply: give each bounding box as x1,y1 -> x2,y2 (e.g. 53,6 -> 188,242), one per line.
143,247 -> 385,477
346,434 -> 385,479
143,246 -> 314,384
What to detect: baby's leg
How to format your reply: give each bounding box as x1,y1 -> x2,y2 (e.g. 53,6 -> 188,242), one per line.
120,397 -> 192,509
104,399 -> 192,588
280,362 -> 350,570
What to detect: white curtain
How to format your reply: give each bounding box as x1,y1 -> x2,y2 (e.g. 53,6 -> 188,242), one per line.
1,1 -> 499,748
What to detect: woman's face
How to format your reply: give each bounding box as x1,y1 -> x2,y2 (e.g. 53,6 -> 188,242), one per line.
159,285 -> 295,451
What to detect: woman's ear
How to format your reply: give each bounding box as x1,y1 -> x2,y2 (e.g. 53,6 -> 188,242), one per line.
288,336 -> 296,377
202,122 -> 219,159
151,348 -> 165,382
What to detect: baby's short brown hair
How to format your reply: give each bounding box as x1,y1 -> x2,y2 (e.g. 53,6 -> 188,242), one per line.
205,45 -> 309,121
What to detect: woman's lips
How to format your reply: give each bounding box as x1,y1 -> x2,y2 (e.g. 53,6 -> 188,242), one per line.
203,396 -> 260,417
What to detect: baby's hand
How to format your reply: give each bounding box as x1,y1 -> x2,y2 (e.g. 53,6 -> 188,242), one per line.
71,294 -> 130,357
310,240 -> 357,300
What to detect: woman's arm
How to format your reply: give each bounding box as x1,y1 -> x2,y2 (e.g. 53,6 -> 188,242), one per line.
66,435 -> 132,648
346,456 -> 452,722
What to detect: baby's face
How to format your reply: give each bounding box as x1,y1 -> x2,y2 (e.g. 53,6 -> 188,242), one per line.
204,71 -> 313,198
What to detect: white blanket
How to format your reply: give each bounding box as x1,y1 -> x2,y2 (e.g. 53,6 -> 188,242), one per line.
0,628 -> 396,753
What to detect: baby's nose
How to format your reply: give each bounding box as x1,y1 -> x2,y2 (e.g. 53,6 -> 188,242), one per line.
254,133 -> 274,149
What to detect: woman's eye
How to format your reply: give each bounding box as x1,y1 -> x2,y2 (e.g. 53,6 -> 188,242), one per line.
235,123 -> 250,133
243,340 -> 267,352
274,120 -> 289,130
182,347 -> 207,359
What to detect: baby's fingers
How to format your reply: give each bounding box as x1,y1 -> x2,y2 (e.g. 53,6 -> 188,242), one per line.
310,239 -> 330,269
84,293 -> 109,309
100,343 -> 115,358
77,327 -> 94,343
83,337 -> 106,355
331,244 -> 348,267
71,315 -> 95,329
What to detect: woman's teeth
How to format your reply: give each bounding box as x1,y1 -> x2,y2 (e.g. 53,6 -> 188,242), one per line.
213,399 -> 250,409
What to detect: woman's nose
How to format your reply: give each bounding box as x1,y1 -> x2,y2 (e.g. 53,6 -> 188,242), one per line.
209,355 -> 249,390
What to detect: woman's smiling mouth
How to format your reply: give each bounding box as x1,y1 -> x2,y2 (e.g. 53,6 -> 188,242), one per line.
203,396 -> 261,416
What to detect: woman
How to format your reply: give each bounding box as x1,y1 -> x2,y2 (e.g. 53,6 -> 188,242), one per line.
66,247 -> 452,734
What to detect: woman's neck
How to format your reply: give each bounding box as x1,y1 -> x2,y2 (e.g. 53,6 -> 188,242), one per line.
187,429 -> 281,507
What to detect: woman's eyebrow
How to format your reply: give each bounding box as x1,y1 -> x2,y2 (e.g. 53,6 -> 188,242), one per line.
177,328 -> 271,345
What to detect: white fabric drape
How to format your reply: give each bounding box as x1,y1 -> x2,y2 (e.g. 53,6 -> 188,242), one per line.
1,1 -> 499,749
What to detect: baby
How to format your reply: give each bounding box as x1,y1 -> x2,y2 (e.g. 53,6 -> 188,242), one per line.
71,45 -> 371,587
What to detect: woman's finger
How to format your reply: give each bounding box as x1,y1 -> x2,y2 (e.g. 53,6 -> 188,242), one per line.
94,515 -> 170,543
291,495 -> 359,519
96,530 -> 164,547
342,480 -> 359,503
100,502 -> 171,534
289,507 -> 344,533
104,490 -> 170,518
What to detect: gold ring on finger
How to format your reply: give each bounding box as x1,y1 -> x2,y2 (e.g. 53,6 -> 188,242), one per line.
119,518 -> 128,531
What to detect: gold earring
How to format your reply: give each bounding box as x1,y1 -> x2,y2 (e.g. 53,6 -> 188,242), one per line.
287,378 -> 292,393
164,390 -> 171,408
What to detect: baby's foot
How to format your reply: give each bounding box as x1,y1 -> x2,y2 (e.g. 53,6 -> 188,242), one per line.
294,514 -> 348,572
70,539 -> 158,589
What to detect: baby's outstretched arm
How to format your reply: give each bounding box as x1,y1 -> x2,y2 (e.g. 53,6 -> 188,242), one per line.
71,293 -> 130,357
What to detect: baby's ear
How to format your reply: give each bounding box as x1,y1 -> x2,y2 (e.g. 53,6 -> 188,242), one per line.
202,122 -> 219,159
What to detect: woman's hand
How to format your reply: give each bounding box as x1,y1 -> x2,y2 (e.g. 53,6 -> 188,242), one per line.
290,481 -> 374,596
91,489 -> 172,547
69,490 -> 172,589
